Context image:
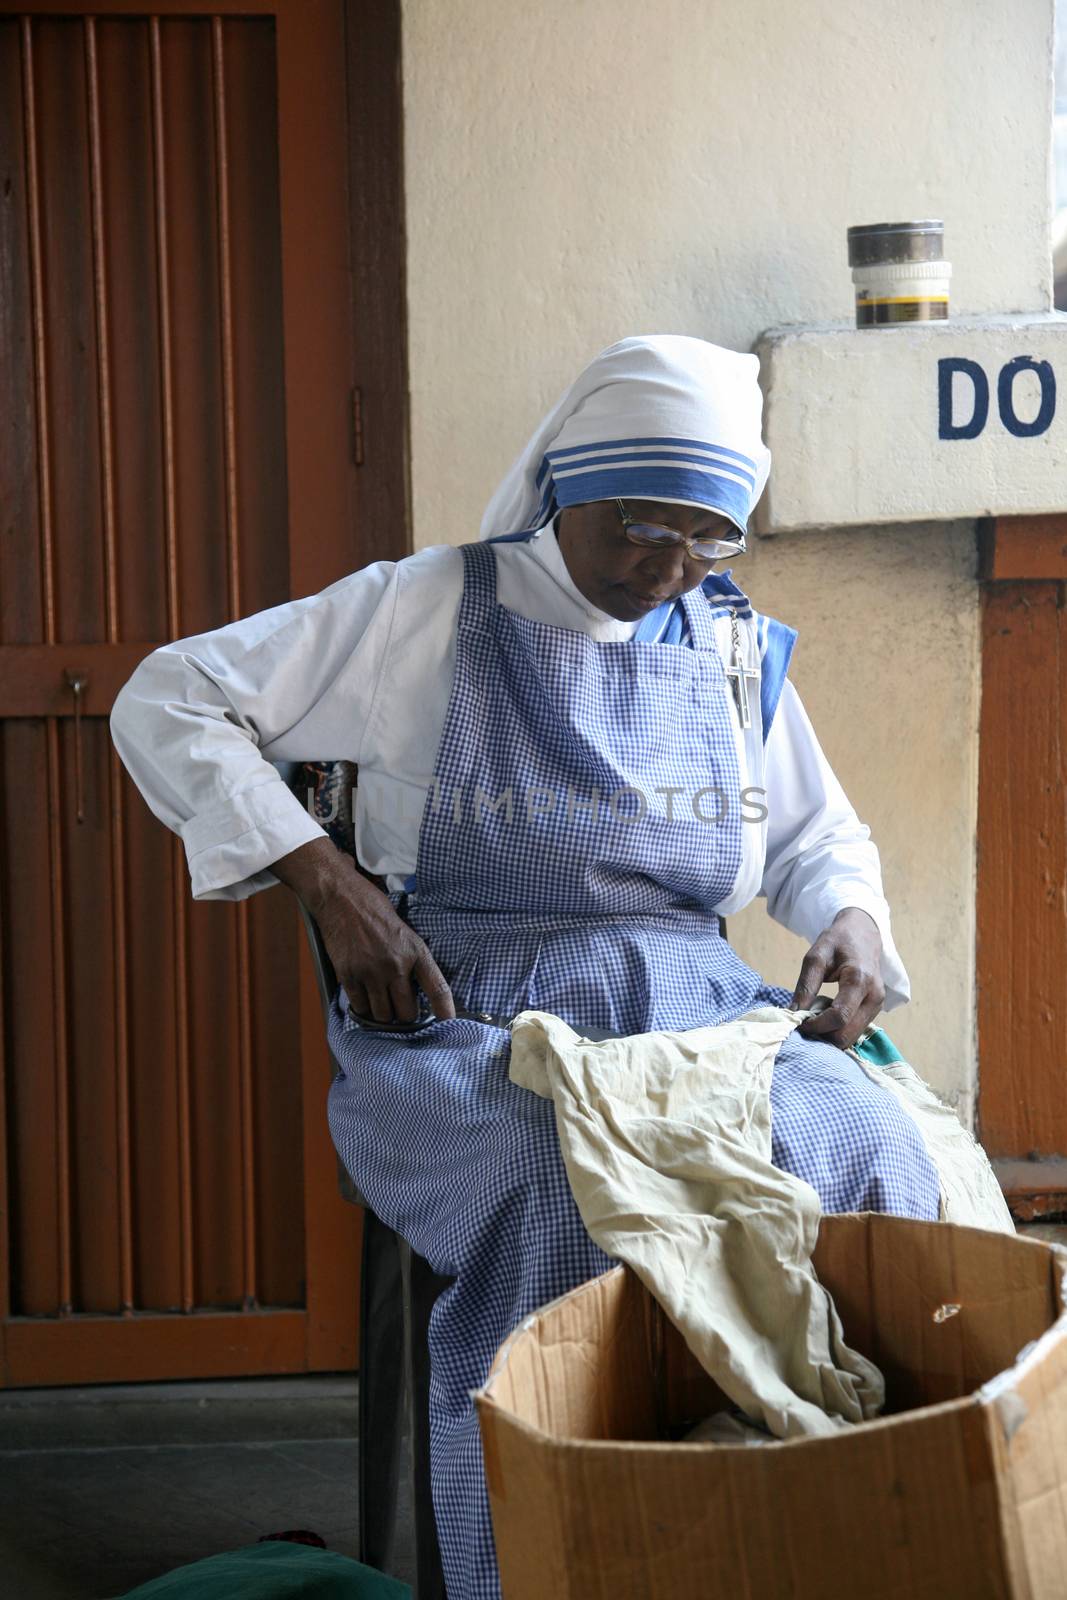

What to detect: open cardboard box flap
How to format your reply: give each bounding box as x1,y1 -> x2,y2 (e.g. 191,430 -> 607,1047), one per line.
475,1215 -> 1067,1599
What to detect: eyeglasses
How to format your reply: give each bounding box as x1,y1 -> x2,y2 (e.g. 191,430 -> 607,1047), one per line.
615,499 -> 743,563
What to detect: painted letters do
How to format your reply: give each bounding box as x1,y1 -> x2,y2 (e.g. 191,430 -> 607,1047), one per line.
938,355 -> 1057,440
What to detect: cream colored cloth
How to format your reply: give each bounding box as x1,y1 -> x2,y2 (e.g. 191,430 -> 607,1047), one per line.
845,1048 -> 1014,1234
509,1006 -> 885,1440
510,1005 -> 1015,1443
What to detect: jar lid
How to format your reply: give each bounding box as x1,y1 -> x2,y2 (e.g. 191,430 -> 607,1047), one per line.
847,220 -> 945,267
851,259 -> 952,283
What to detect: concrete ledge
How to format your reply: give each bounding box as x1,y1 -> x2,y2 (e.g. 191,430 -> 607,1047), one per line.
753,312 -> 1067,533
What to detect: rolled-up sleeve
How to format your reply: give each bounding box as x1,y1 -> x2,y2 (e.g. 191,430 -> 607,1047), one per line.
760,680 -> 910,1009
110,562 -> 398,901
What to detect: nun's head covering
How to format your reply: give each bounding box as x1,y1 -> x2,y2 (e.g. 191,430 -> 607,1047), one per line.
479,335 -> 771,551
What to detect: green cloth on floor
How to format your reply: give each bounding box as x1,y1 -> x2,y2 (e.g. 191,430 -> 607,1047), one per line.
119,1541 -> 410,1598
852,1026 -> 904,1067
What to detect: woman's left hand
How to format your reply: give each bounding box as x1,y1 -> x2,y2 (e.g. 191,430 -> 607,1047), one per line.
790,907 -> 886,1050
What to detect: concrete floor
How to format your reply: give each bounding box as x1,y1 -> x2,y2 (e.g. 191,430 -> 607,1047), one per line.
0,1375 -> 415,1599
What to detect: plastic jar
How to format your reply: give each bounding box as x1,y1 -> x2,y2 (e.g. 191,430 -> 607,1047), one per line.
851,259 -> 952,325
846,220 -> 950,327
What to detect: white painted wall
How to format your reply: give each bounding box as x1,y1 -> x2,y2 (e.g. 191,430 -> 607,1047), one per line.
400,0 -> 1055,1111
754,314 -> 1067,533
735,520 -> 981,1116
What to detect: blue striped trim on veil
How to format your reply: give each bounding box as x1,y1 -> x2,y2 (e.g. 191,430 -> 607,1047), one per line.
524,434 -> 757,540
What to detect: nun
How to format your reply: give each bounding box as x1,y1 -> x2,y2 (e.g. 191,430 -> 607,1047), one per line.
112,335 -> 938,1600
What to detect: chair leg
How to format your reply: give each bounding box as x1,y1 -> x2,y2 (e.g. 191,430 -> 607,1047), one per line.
401,1242 -> 452,1600
358,1208 -> 405,1575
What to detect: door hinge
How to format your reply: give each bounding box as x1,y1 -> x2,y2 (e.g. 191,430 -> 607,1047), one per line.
351,386 -> 365,467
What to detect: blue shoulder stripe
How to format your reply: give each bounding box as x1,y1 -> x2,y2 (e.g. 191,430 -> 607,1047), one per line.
755,612 -> 797,741
701,569 -> 752,618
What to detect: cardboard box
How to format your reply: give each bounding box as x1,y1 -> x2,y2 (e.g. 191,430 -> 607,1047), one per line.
475,1215 -> 1067,1599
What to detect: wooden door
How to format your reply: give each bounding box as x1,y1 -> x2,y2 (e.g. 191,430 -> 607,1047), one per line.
0,0 -> 408,1384
977,517 -> 1067,1221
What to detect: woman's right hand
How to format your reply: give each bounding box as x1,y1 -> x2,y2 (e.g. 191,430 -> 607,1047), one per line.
272,838 -> 455,1024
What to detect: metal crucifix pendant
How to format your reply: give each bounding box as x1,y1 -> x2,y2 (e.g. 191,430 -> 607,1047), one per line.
725,612 -> 760,730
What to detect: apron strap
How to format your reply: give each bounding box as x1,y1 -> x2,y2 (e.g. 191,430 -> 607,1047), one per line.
679,581 -> 722,652
458,542 -> 499,630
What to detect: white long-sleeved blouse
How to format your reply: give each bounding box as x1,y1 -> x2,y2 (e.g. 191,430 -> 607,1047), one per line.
110,526 -> 910,1008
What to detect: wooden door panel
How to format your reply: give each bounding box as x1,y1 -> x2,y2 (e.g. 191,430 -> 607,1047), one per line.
124,805 -> 184,1313
64,719 -> 122,1314
34,18 -> 109,647
1,721 -> 59,1317
96,16 -> 168,640
248,888 -> 304,1309
0,0 -> 403,1384
978,521 -> 1067,1219
0,20 -> 44,647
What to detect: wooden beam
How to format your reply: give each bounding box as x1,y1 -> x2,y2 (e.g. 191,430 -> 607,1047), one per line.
982,515 -> 1067,581
344,0 -> 412,563
976,584 -> 1067,1160
2,1308 -> 307,1387
0,643 -> 162,716
18,1 -> 284,15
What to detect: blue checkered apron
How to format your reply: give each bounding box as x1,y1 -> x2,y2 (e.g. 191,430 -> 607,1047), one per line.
327,543 -> 938,1599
